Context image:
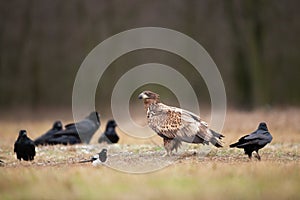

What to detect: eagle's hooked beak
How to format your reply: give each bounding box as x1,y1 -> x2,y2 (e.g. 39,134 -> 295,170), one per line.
138,92 -> 149,99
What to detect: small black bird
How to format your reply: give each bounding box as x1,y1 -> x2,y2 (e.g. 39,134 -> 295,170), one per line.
53,111 -> 100,144
34,121 -> 63,146
230,122 -> 273,160
79,149 -> 108,164
98,120 -> 119,144
14,130 -> 36,161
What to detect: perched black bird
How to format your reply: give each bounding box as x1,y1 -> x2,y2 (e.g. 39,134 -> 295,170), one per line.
98,120 -> 119,144
14,130 -> 36,161
79,149 -> 108,164
46,135 -> 81,145
53,111 -> 100,144
34,121 -> 63,146
230,122 -> 273,160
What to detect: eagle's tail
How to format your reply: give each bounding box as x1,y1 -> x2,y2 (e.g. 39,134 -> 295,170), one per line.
210,137 -> 223,147
210,129 -> 225,139
209,129 -> 224,148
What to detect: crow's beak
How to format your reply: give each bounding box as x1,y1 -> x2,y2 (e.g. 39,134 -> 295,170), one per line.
138,92 -> 148,99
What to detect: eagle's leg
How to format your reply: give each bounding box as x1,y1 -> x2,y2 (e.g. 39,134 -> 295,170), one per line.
162,151 -> 171,157
163,138 -> 174,156
254,150 -> 261,161
172,139 -> 182,153
163,138 -> 182,156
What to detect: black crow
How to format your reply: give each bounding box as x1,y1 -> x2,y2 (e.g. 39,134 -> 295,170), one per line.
53,111 -> 100,144
230,122 -> 273,160
46,135 -> 81,145
98,120 -> 119,144
79,149 -> 108,164
14,130 -> 36,161
34,121 -> 63,146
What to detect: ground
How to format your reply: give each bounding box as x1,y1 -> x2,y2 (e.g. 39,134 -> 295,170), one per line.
0,108 -> 299,199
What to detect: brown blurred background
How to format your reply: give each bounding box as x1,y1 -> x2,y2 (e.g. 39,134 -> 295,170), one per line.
0,0 -> 299,115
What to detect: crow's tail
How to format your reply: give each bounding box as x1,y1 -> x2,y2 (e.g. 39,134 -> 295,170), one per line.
229,142 -> 239,148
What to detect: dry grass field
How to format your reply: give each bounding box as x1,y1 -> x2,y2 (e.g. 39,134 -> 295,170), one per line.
0,108 -> 300,199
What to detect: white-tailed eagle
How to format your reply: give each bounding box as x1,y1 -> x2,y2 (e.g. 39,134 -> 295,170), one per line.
138,90 -> 224,156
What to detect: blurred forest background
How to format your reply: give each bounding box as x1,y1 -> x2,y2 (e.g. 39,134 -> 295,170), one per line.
0,0 -> 299,113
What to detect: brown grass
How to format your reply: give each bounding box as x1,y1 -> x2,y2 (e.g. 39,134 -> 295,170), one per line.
0,108 -> 300,199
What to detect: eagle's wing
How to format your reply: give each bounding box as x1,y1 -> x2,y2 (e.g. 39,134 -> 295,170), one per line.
149,103 -> 211,142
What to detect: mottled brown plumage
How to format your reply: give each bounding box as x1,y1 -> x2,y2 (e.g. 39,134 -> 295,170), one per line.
138,90 -> 224,156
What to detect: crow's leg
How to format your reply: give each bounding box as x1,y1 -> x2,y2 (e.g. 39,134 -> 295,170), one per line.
245,150 -> 252,160
247,153 -> 252,160
254,150 -> 261,161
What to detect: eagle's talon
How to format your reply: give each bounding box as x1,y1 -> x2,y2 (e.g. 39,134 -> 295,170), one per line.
163,152 -> 172,157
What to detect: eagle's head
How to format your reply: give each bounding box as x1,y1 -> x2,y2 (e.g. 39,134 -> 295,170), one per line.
138,90 -> 160,108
